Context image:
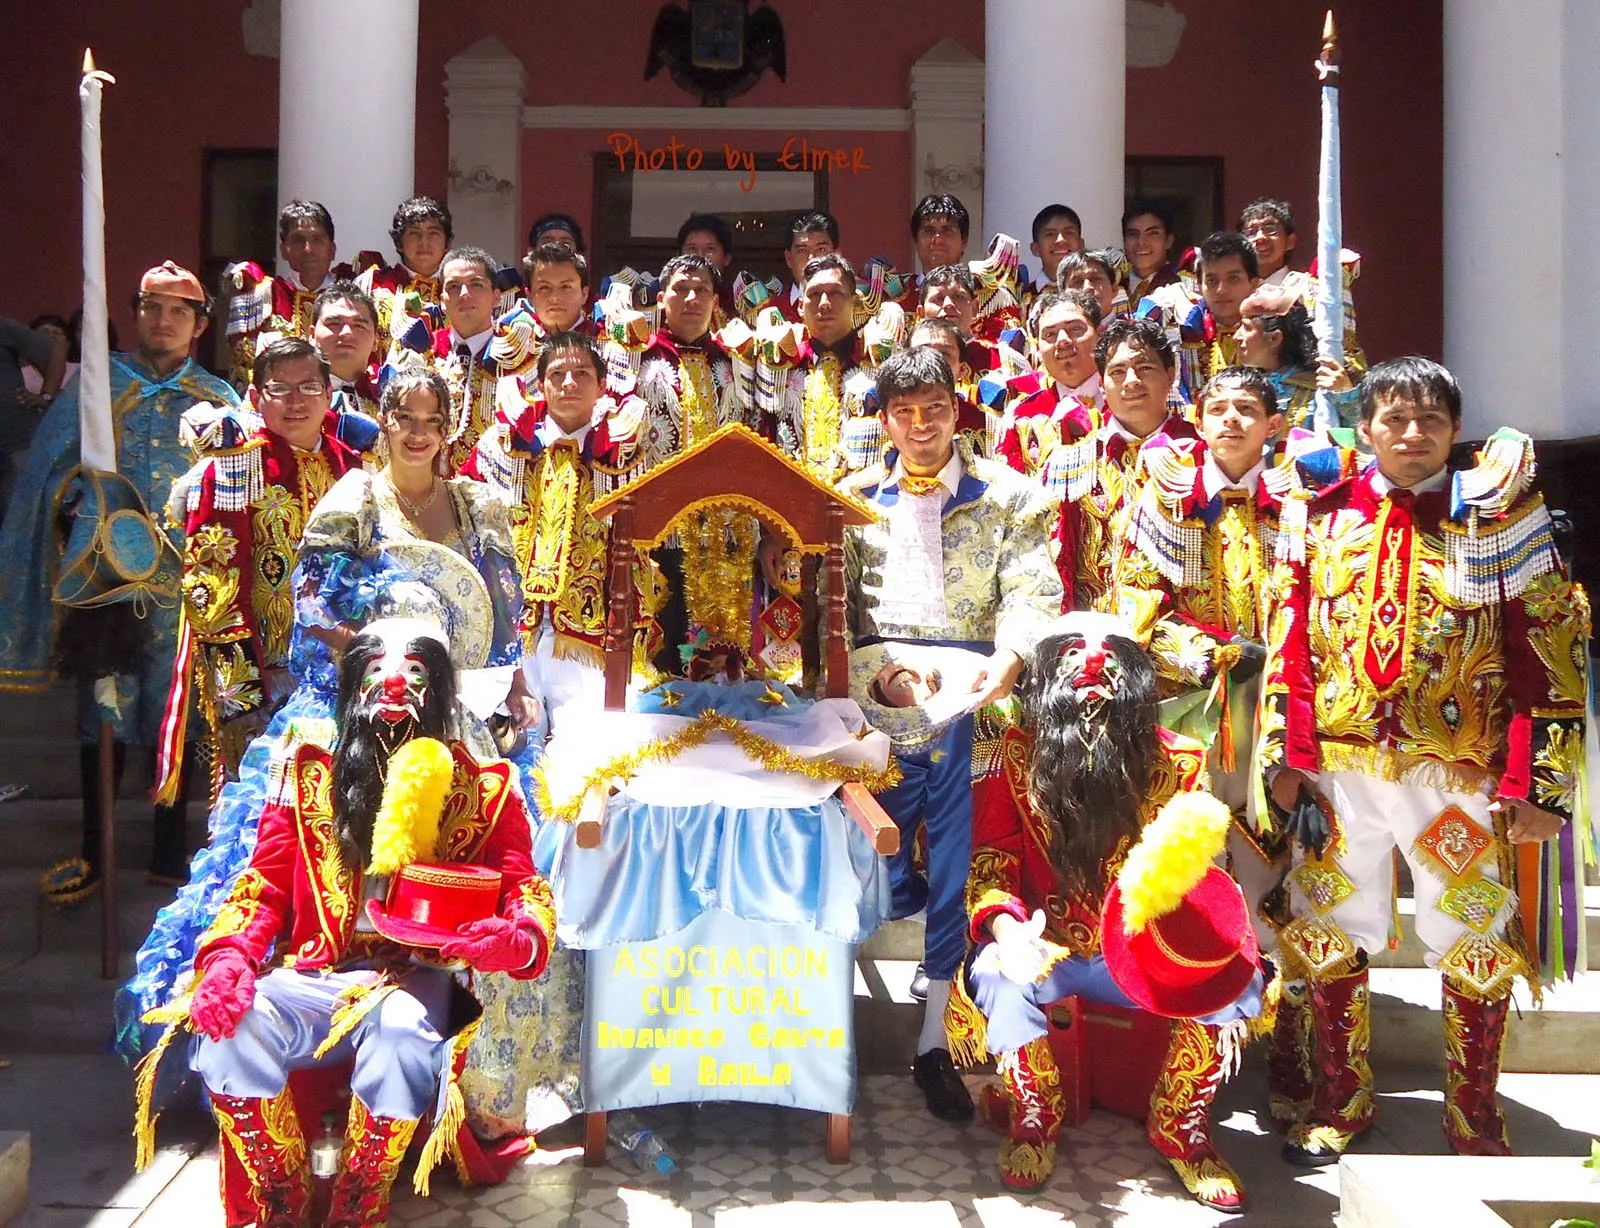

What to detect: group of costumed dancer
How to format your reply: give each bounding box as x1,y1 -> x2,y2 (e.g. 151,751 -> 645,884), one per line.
0,143 -> 1591,1222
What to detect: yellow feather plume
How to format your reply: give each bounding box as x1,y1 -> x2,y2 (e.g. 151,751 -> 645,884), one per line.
1116,791 -> 1232,935
368,737 -> 454,876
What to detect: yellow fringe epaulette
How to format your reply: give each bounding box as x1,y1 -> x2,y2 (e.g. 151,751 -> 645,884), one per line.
413,1017 -> 482,1196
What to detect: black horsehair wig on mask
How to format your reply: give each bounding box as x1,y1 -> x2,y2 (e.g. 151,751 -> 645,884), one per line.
1024,630 -> 1161,900
330,630 -> 457,871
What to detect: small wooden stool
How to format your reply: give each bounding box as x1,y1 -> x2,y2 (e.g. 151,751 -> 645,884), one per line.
1043,997 -> 1173,1124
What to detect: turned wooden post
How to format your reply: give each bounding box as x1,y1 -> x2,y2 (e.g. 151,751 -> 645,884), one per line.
824,506 -> 847,699
603,495 -> 636,712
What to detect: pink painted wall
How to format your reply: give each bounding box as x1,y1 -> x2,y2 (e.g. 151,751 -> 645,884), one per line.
413,0 -> 983,271
1,0 -> 279,344
1126,0 -> 1443,364
2,0 -> 1439,363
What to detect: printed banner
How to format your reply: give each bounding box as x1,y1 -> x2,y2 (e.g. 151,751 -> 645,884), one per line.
582,909 -> 856,1115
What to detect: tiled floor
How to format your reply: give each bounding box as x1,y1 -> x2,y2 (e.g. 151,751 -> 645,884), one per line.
87,1062 -> 1600,1227
9,1046 -> 1600,1227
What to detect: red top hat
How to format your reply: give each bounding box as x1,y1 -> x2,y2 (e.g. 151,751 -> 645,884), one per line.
1100,866 -> 1259,1019
365,862 -> 502,949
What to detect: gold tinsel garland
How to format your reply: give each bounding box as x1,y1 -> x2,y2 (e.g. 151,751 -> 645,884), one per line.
535,710 -> 901,824
680,507 -> 758,653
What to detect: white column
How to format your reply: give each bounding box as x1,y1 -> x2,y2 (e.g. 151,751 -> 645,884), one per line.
443,38 -> 528,269
1444,0 -> 1600,439
910,39 -> 986,265
278,0 -> 417,263
1559,0 -> 1600,440
984,0 -> 1125,251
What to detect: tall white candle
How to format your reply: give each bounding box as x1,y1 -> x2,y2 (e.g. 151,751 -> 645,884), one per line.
1312,13 -> 1345,435
79,49 -> 116,472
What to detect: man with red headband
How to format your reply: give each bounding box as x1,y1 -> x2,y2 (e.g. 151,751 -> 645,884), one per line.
132,619 -> 554,1227
0,261 -> 238,900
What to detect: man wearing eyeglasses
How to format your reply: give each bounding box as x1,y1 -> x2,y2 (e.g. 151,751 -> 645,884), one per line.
158,336 -> 367,800
1238,197 -> 1366,374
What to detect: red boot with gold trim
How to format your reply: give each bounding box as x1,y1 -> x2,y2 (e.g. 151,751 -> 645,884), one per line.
1266,978 -> 1315,1131
210,1089 -> 313,1228
995,1035 -> 1065,1191
1442,978 -> 1513,1157
1146,1019 -> 1247,1211
1283,959 -> 1375,1166
324,1095 -> 420,1228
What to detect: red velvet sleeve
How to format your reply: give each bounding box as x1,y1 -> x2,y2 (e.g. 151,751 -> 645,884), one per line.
477,787 -> 556,980
192,792 -> 297,975
1497,563 -> 1589,819
966,731 -> 1033,943
1260,548 -> 1319,777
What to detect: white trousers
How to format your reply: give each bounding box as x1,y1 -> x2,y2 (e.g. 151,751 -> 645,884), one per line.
1288,771 -> 1509,964
521,623 -> 605,730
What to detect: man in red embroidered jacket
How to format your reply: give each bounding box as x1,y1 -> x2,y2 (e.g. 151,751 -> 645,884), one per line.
158,338 -> 367,801
1261,357 -> 1590,1165
357,196 -> 453,357
1021,203 -> 1084,321
311,281 -> 382,421
491,242 -> 596,384
631,254 -> 754,470
1045,316 -> 1198,611
750,253 -> 902,478
222,200 -> 356,390
469,331 -> 657,710
142,620 -> 554,1226
997,288 -> 1105,481
387,245 -> 512,476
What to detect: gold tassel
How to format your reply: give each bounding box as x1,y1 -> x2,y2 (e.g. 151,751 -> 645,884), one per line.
944,973 -> 990,1067
413,1018 -> 481,1197
141,994 -> 194,1027
1248,969 -> 1284,1043
312,980 -> 398,1060
132,1022 -> 184,1170
551,634 -> 607,671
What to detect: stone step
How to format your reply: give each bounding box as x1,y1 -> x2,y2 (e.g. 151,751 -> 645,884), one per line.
0,799 -> 158,871
0,1132 -> 27,1227
1367,965 -> 1600,1075
1370,894 -> 1600,971
0,865 -> 178,967
0,685 -> 76,738
0,737 -> 165,802
0,950 -> 130,1056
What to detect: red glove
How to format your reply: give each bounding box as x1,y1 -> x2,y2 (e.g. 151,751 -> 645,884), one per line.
438,916 -> 540,974
189,950 -> 258,1041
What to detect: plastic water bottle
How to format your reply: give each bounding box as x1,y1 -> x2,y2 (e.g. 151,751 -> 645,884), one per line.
606,1111 -> 678,1176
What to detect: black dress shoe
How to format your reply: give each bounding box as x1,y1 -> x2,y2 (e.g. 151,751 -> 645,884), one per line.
909,962 -> 929,1001
913,1048 -> 974,1122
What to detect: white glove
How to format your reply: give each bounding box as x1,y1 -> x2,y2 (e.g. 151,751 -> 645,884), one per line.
994,909 -> 1052,986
